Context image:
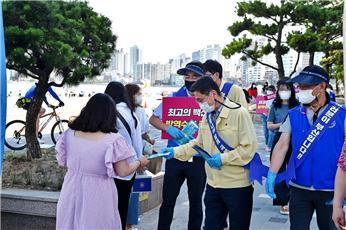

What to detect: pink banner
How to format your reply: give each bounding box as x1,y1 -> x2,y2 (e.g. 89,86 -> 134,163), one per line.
161,97 -> 204,139
255,96 -> 267,114
255,93 -> 276,114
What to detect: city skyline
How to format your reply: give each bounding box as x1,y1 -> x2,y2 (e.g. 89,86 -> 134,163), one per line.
88,0 -> 239,63
105,40 -> 325,87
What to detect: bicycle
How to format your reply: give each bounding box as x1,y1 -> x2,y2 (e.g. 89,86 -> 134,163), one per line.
5,105 -> 69,150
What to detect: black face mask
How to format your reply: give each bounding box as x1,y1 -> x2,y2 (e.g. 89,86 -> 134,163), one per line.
185,80 -> 195,91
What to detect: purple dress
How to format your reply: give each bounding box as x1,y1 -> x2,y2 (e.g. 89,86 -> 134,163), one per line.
55,129 -> 135,230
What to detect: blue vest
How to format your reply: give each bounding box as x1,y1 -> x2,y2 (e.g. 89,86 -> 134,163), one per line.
167,86 -> 189,147
221,82 -> 233,97
289,101 -> 346,189
329,91 -> 336,102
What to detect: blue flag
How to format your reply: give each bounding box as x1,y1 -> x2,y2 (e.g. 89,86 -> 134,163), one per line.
0,0 -> 7,176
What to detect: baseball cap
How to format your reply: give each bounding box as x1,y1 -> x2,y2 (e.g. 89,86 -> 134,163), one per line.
177,61 -> 205,76
287,65 -> 329,85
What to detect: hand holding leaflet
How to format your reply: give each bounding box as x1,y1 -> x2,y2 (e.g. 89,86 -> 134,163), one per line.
167,126 -> 184,139
173,120 -> 199,145
147,147 -> 175,160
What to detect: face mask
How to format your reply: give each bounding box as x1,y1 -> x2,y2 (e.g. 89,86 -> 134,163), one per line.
185,80 -> 195,91
135,95 -> 143,105
199,101 -> 215,113
279,91 -> 291,100
298,89 -> 316,104
266,90 -> 274,95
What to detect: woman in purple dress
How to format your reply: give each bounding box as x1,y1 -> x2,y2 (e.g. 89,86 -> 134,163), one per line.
55,93 -> 148,230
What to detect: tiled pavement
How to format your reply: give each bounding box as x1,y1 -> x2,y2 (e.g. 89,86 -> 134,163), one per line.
137,123 -> 320,230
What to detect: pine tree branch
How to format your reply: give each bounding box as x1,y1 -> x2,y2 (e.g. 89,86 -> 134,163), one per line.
289,52 -> 301,78
262,34 -> 277,42
7,64 -> 40,80
48,77 -> 66,87
242,51 -> 279,71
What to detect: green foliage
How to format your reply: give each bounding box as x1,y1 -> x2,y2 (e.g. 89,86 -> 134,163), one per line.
223,0 -> 343,80
287,0 -> 342,64
287,30 -> 320,53
320,49 -> 343,81
222,36 -> 252,58
223,0 -> 296,79
3,1 -> 116,159
3,1 -> 117,85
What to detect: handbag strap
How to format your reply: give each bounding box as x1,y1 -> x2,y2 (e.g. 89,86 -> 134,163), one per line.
118,113 -> 132,138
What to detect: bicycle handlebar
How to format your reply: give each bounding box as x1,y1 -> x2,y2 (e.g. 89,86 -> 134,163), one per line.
49,105 -> 63,110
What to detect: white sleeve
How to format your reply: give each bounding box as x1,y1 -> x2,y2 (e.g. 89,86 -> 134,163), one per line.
136,107 -> 150,134
153,103 -> 163,120
152,92 -> 173,120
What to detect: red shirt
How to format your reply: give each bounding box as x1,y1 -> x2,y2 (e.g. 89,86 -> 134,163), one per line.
248,88 -> 258,98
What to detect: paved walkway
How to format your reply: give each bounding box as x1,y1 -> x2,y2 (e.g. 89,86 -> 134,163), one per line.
138,123 -> 320,230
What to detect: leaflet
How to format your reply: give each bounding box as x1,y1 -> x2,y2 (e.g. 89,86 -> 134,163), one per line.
146,152 -> 170,160
192,145 -> 212,159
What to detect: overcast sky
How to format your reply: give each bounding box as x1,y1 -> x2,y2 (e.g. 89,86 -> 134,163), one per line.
88,0 -> 241,63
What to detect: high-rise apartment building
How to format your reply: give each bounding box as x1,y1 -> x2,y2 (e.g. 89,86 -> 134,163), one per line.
130,45 -> 140,75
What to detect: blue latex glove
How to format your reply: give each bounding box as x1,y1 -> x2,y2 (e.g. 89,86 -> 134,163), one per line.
265,170 -> 277,199
206,154 -> 222,170
161,147 -> 175,160
167,125 -> 184,139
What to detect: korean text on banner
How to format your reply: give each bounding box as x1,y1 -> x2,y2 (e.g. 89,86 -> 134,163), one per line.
161,97 -> 203,139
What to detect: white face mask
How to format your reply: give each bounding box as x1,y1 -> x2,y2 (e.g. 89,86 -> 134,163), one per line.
199,101 -> 215,113
135,95 -> 143,105
298,89 -> 316,104
279,91 -> 291,100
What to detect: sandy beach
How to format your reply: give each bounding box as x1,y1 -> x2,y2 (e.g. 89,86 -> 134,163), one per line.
5,80 -> 179,138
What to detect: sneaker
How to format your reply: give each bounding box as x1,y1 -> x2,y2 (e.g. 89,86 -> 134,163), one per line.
280,205 -> 289,215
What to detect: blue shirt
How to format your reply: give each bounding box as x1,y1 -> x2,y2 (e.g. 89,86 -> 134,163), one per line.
267,104 -> 290,131
25,85 -> 61,104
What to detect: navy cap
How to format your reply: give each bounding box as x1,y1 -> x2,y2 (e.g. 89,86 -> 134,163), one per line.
288,65 -> 329,85
177,62 -> 205,76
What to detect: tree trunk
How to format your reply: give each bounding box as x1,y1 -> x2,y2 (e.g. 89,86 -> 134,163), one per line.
275,16 -> 285,80
325,64 -> 331,77
336,79 -> 339,93
324,51 -> 331,76
309,52 -> 315,66
25,77 -> 48,159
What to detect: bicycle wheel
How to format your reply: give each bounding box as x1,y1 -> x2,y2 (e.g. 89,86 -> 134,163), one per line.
51,119 -> 69,144
5,120 -> 27,150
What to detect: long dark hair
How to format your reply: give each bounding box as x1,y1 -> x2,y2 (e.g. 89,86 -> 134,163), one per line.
272,80 -> 299,109
105,81 -> 138,128
250,82 -> 257,89
69,93 -> 117,133
125,83 -> 140,111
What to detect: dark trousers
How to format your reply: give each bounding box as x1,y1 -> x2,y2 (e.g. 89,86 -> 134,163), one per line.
157,157 -> 206,230
204,184 -> 253,230
114,174 -> 136,230
270,132 -> 292,206
289,186 -> 335,230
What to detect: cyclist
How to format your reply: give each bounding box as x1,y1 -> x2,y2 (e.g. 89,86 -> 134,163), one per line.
17,83 -> 64,140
